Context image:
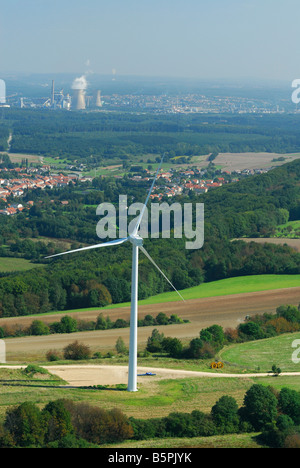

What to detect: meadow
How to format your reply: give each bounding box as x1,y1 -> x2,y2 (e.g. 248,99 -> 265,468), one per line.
133,274 -> 300,305
102,433 -> 263,449
0,363 -> 299,422
275,220 -> 300,238
0,257 -> 44,273
0,366 -> 268,448
220,332 -> 300,374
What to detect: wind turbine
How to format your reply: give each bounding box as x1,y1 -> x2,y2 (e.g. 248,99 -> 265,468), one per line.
46,155 -> 184,392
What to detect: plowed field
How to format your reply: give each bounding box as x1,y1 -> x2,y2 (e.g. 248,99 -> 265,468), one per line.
3,286 -> 300,361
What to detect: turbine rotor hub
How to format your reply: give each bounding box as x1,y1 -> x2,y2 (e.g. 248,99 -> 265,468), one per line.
129,234 -> 143,246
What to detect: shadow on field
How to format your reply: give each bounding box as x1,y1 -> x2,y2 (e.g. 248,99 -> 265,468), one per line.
0,381 -> 128,391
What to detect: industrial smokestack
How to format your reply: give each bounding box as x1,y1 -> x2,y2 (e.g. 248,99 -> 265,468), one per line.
73,89 -> 86,110
51,80 -> 55,106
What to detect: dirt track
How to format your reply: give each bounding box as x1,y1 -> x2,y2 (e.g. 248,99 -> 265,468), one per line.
45,365 -> 300,387
2,364 -> 300,387
3,287 -> 300,360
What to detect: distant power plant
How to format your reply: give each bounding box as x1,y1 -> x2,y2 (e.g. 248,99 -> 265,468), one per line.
43,77 -> 103,111
43,80 -> 71,110
72,88 -> 103,111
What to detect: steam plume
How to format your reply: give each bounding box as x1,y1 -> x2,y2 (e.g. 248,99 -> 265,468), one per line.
72,75 -> 88,90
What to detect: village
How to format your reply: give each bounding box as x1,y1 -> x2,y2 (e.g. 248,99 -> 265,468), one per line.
130,165 -> 246,201
0,165 -> 94,216
0,161 -> 260,216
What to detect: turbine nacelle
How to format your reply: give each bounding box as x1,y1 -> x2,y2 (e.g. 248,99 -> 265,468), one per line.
129,234 -> 143,247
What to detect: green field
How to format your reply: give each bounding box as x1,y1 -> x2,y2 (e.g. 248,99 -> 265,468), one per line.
0,257 -> 44,273
104,274 -> 300,309
275,220 -> 300,238
220,332 -> 300,375
135,274 -> 300,305
102,433 -> 263,449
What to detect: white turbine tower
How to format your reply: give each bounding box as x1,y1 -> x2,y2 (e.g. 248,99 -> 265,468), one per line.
46,155 -> 184,392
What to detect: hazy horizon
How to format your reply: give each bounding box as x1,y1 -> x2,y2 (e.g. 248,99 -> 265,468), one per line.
1,0 -> 300,82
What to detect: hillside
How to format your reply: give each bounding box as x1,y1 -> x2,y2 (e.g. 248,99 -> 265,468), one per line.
1,158 -> 300,318
199,157 -> 300,239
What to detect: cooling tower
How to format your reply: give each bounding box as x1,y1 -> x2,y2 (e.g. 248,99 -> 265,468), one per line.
95,90 -> 102,107
73,89 -> 86,110
0,79 -> 6,104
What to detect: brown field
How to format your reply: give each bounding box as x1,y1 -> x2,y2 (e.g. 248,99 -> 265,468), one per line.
234,238 -> 300,252
3,286 -> 300,362
208,152 -> 300,171
32,365 -> 300,387
0,152 -> 43,164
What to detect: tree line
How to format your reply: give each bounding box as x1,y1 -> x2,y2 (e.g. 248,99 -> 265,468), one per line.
0,312 -> 186,339
130,384 -> 300,448
35,302 -> 300,364
144,303 -> 300,361
1,238 -> 300,318
0,380 -> 299,448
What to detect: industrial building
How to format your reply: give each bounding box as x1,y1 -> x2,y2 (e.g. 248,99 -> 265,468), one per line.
43,79 -> 102,111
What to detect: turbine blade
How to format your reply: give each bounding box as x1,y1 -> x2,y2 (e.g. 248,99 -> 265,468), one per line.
45,237 -> 128,259
132,153 -> 165,236
139,245 -> 185,302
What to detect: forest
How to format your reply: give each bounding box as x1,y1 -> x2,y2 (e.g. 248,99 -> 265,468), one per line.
0,125 -> 9,152
2,109 -> 300,164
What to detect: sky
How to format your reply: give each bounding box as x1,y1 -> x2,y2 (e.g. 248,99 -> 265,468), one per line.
1,0 -> 300,82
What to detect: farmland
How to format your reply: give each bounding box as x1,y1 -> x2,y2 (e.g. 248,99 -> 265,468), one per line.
233,238 -> 300,252
1,304 -> 299,448
2,274 -> 300,362
102,433 -> 263,449
220,332 -> 300,375
199,152 -> 300,172
0,363 -> 299,421
0,257 -> 44,273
